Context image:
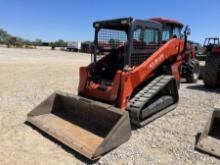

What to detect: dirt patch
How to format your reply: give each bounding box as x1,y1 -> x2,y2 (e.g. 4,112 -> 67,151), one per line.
0,48 -> 220,165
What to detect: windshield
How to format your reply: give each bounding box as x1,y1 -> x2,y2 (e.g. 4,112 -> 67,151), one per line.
94,28 -> 127,61
97,28 -> 127,50
205,38 -> 220,46
162,25 -> 181,42
162,26 -> 172,41
131,27 -> 160,66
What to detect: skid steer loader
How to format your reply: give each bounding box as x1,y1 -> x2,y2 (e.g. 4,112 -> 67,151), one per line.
27,17 -> 190,160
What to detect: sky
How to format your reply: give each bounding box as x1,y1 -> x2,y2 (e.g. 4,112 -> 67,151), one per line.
0,0 -> 220,43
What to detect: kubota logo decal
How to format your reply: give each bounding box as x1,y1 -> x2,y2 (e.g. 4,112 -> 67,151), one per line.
149,54 -> 165,69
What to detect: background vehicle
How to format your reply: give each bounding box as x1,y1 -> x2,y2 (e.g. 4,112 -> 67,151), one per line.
188,41 -> 203,55
27,17 -> 190,160
203,38 -> 220,87
67,41 -> 81,52
197,37 -> 220,61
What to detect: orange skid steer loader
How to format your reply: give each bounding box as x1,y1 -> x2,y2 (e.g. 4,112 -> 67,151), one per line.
27,17 -> 190,160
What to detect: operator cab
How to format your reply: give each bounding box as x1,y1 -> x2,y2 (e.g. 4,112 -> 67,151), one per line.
149,18 -> 183,43
91,17 -> 162,85
203,37 -> 220,52
204,37 -> 220,46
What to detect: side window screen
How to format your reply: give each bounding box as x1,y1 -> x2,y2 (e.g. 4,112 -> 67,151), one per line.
131,27 -> 160,67
96,28 -> 127,61
97,29 -> 127,50
133,28 -> 144,50
144,29 -> 159,44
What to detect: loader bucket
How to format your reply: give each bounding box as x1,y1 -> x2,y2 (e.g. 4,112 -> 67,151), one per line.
27,91 -> 131,160
196,107 -> 220,157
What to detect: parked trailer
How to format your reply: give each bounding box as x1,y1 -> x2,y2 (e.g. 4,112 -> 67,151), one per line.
67,41 -> 81,52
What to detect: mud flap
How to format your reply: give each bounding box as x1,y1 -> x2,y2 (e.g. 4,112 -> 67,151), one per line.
27,91 -> 131,160
195,107 -> 220,158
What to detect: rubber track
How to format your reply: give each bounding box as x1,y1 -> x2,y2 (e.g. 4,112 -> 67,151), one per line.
127,75 -> 174,126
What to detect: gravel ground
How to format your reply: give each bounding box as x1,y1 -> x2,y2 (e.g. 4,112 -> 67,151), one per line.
0,47 -> 220,165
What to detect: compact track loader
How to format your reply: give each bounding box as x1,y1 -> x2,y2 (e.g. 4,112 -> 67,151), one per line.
27,17 -> 190,160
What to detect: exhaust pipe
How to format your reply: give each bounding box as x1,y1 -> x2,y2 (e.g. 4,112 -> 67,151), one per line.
27,91 -> 131,160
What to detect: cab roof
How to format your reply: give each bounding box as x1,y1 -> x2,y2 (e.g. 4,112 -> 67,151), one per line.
149,17 -> 184,27
93,17 -> 162,31
93,17 -> 133,30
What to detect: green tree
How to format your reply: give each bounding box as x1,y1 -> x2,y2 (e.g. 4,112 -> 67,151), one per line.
6,36 -> 17,46
54,39 -> 67,47
5,36 -> 26,47
16,37 -> 25,46
34,38 -> 42,46
24,39 -> 31,45
82,41 -> 92,44
0,29 -> 11,43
